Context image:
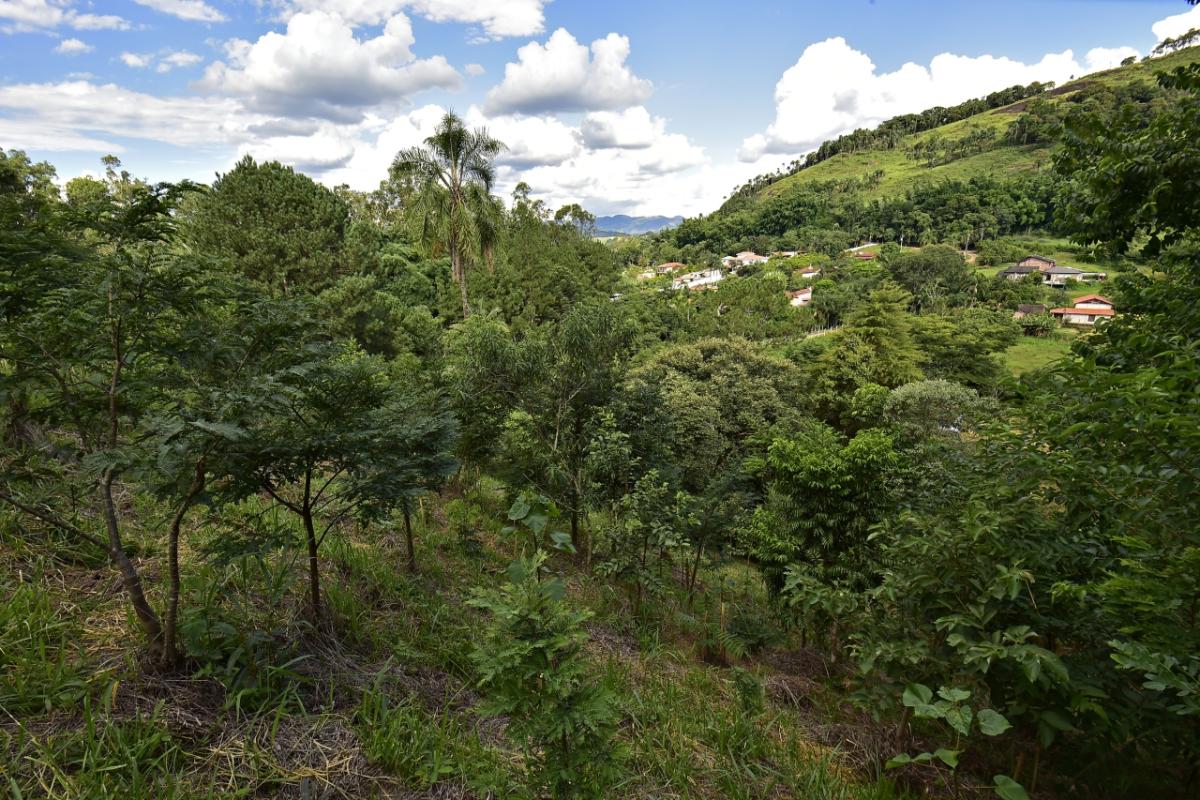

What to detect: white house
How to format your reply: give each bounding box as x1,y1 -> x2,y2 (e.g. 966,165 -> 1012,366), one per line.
799,267 -> 821,280
672,268 -> 725,291
1000,255 -> 1106,287
1050,294 -> 1115,325
1043,265 -> 1108,288
722,251 -> 769,270
787,287 -> 813,307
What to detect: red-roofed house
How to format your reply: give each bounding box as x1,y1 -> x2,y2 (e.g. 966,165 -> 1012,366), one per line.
1050,294 -> 1115,325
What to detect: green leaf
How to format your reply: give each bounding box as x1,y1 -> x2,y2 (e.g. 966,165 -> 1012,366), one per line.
944,705 -> 973,736
507,494 -> 531,522
549,531 -> 576,553
884,754 -> 912,770
902,683 -> 933,708
933,748 -> 959,768
188,419 -> 245,440
938,686 -> 971,703
506,559 -> 529,584
994,774 -> 1030,800
525,510 -> 549,535
543,578 -> 566,601
978,708 -> 1012,736
1040,709 -> 1075,732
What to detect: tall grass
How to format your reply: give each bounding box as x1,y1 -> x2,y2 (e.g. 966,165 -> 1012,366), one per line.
0,580 -> 92,714
2,699 -> 216,799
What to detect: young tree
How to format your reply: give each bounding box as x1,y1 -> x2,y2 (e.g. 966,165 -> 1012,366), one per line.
391,112 -> 505,319
226,353 -> 457,616
741,421 -> 901,594
596,471 -> 690,614
624,337 -> 806,597
1,163 -> 202,658
470,552 -> 619,798
446,302 -> 636,556
134,288 -> 327,665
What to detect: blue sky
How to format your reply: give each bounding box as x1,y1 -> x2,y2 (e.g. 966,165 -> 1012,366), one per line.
2,0 -> 1197,215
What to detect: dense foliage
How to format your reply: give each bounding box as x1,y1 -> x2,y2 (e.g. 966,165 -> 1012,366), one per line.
2,45 -> 1199,800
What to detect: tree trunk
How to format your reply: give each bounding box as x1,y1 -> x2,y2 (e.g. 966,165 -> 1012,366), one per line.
163,459 -> 206,668
686,538 -> 705,606
451,241 -> 470,319
403,502 -> 417,574
100,470 -> 163,654
302,504 -> 321,618
570,505 -> 582,557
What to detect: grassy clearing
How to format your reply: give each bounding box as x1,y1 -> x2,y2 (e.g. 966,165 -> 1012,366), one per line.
0,487 -> 899,800
1002,329 -> 1079,376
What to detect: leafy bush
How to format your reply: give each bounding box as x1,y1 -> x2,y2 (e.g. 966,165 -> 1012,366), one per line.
470,552 -> 620,798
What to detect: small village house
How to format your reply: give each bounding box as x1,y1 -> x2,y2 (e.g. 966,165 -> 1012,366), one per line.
787,287 -> 813,307
672,268 -> 725,291
1000,254 -> 1106,286
1050,294 -> 1115,326
799,267 -> 821,280
722,251 -> 769,270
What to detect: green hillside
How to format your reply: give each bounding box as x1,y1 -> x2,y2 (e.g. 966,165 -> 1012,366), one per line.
741,46 -> 1200,208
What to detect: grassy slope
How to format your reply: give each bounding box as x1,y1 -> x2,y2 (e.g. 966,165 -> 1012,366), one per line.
1002,328 -> 1079,376
0,486 -> 897,800
750,47 -> 1200,206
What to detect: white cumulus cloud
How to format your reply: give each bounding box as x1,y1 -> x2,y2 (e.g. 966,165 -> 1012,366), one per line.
1084,46 -> 1139,71
132,0 -> 226,23
484,29 -> 652,115
55,37 -> 92,54
1152,4 -> 1200,41
0,80 -> 253,152
0,0 -> 128,32
121,52 -> 154,68
580,106 -> 662,149
739,37 -> 1114,162
465,62 -> 485,77
281,0 -> 549,39
465,107 -> 580,167
200,10 -> 460,121
157,50 -> 204,72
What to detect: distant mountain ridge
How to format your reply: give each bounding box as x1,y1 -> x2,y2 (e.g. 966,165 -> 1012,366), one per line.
594,214 -> 683,236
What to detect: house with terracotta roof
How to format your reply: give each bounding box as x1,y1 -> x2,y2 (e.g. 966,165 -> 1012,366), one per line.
787,287 -> 813,307
1050,294 -> 1115,325
655,261 -> 686,275
798,267 -> 821,280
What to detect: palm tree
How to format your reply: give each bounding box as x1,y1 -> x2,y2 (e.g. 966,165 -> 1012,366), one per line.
391,112 -> 505,319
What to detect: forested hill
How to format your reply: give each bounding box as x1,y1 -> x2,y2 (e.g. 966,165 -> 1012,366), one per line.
722,45 -> 1200,213
655,44 -> 1200,260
